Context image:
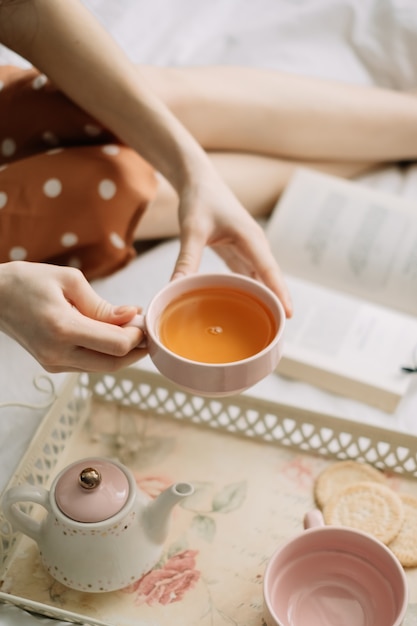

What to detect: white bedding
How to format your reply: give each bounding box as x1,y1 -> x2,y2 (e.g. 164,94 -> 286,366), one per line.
1,0 -> 417,623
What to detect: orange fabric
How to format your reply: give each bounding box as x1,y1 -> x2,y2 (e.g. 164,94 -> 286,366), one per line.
0,66 -> 157,279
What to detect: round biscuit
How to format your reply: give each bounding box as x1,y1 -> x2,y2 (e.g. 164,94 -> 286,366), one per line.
314,460 -> 387,509
323,481 -> 404,545
388,493 -> 417,567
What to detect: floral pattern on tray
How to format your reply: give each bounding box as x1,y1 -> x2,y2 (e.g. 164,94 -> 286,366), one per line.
2,400 -> 417,626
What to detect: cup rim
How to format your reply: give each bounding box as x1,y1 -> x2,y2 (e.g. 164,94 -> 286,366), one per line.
146,272 -> 286,368
263,524 -> 408,626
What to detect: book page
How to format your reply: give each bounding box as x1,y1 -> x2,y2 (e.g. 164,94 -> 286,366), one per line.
266,168 -> 417,316
279,276 -> 417,402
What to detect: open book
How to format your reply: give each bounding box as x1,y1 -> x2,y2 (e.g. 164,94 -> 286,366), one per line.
265,168 -> 417,412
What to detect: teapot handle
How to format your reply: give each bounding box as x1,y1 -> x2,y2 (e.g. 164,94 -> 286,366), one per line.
2,485 -> 51,542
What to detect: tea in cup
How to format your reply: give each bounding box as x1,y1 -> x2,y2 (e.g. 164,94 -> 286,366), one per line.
129,273 -> 285,396
263,510 -> 408,626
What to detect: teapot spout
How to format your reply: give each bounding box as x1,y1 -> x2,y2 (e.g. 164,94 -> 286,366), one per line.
143,482 -> 194,545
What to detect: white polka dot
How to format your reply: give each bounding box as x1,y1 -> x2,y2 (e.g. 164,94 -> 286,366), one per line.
46,148 -> 63,156
43,178 -> 62,198
0,192 -> 7,209
98,179 -> 116,200
1,138 -> 16,157
101,144 -> 120,156
61,232 -> 78,247
32,74 -> 48,90
0,164 -> 8,172
9,246 -> 27,261
0,81 -> 4,92
84,124 -> 102,137
42,131 -> 59,146
109,232 -> 125,249
68,256 -> 82,269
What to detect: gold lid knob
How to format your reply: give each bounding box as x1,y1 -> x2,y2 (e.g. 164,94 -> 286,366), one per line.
78,467 -> 102,490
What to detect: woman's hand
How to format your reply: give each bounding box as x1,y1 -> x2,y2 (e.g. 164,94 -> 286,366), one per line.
172,171 -> 293,317
0,262 -> 147,373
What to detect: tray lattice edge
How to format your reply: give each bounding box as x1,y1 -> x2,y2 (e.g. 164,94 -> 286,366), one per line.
85,368 -> 417,478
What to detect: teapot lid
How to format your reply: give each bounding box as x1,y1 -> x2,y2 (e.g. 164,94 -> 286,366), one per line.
55,458 -> 130,523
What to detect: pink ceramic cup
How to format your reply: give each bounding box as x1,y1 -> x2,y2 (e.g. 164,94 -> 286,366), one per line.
263,510 -> 408,626
128,273 -> 285,397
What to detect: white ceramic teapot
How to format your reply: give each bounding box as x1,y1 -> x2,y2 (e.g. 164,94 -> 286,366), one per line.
2,457 -> 194,593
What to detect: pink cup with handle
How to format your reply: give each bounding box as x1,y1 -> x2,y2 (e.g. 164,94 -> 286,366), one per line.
263,510 -> 408,626
128,272 -> 286,397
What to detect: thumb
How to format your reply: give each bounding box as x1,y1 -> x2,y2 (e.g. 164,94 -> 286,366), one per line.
104,304 -> 141,326
62,272 -> 138,326
171,229 -> 205,280
81,299 -> 138,327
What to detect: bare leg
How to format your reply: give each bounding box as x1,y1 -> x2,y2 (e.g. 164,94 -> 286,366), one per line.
137,66 -> 417,163
138,152 -> 377,240
136,65 -> 409,240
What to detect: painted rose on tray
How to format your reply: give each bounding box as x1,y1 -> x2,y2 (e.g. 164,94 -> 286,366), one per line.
122,473 -> 200,605
124,549 -> 200,606
134,473 -> 173,499
124,475 -> 247,607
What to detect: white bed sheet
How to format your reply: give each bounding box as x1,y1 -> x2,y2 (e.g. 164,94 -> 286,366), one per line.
1,1 -> 417,623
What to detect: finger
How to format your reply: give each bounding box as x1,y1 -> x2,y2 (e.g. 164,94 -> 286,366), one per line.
214,245 -> 255,277
254,258 -> 293,317
61,269 -> 138,325
171,225 -> 206,280
54,270 -> 147,354
213,237 -> 293,318
69,311 -> 146,355
247,248 -> 293,317
44,346 -> 148,374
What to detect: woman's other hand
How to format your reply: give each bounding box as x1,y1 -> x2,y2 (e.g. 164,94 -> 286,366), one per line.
0,262 -> 146,373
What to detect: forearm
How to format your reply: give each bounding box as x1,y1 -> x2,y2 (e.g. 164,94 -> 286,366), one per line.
0,0 -> 293,313
0,0 -> 208,193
